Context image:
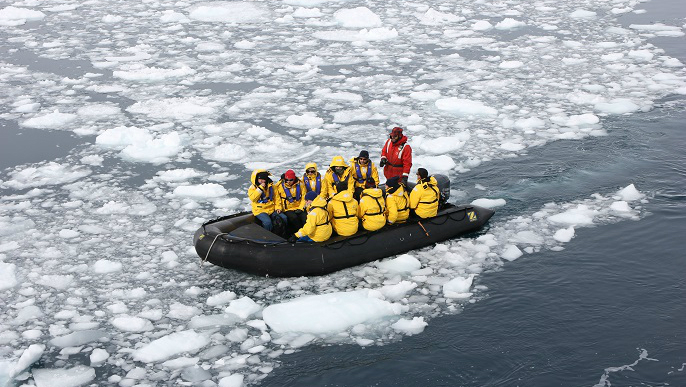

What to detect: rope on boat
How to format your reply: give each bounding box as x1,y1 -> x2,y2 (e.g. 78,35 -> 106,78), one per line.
201,233 -> 229,268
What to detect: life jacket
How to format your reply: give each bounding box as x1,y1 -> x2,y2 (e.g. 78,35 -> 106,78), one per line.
332,200 -> 356,219
389,186 -> 410,212
303,173 -> 322,195
361,193 -> 385,216
281,180 -> 302,203
419,180 -> 439,205
332,171 -> 350,185
354,162 -> 372,183
258,186 -> 274,203
310,205 -> 331,226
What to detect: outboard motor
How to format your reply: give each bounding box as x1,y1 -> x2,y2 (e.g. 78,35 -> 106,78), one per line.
433,174 -> 451,207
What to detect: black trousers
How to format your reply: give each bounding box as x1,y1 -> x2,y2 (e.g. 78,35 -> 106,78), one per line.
284,210 -> 307,233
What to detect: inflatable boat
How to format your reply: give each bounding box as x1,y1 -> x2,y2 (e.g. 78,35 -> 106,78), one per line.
193,203 -> 494,277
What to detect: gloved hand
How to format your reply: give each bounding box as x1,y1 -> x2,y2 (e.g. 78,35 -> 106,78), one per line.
379,157 -> 387,167
287,235 -> 298,243
401,175 -> 408,186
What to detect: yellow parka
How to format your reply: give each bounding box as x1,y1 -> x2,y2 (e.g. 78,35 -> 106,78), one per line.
349,157 -> 380,189
409,176 -> 439,219
357,188 -> 386,231
247,169 -> 276,216
386,186 -> 410,224
321,156 -> 354,199
275,179 -> 306,212
327,189 -> 359,236
295,196 -> 332,242
302,162 -> 322,198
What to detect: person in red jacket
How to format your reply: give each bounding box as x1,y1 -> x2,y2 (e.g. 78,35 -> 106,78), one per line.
380,126 -> 412,184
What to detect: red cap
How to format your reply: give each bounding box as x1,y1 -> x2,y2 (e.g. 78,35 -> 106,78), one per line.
391,126 -> 403,135
284,170 -> 296,180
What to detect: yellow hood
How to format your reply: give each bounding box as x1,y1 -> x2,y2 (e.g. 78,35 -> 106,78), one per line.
362,188 -> 383,198
309,195 -> 328,209
331,190 -> 355,203
250,169 -> 271,186
329,155 -> 348,168
304,162 -> 318,174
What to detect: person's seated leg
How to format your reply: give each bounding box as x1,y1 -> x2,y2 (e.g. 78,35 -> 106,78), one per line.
353,187 -> 363,201
270,212 -> 288,237
256,213 -> 272,231
284,211 -> 299,233
297,235 -> 314,243
297,211 -> 307,228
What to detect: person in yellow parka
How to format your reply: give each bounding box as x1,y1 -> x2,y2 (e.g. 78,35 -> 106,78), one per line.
302,162 -> 322,197
385,176 -> 410,225
321,156 -> 354,199
350,150 -> 379,201
248,169 -> 287,231
409,168 -> 439,219
275,169 -> 307,231
288,191 -> 332,243
327,181 -> 359,236
357,178 -> 386,232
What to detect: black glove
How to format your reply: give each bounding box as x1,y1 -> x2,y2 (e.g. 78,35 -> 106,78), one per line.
401,175 -> 408,186
379,158 -> 387,167
287,235 -> 298,243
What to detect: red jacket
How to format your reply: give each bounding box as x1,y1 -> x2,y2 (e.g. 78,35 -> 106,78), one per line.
381,135 -> 412,179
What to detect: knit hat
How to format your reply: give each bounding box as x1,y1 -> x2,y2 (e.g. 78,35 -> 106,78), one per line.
358,150 -> 369,159
305,191 -> 317,201
284,169 -> 296,180
417,168 -> 428,179
365,177 -> 376,188
256,171 -> 270,181
386,176 -> 399,188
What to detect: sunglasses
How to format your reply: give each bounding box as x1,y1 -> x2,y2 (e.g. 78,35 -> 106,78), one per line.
306,170 -> 316,174
285,178 -> 295,182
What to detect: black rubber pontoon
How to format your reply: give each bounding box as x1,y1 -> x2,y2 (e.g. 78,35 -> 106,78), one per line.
193,203 -> 494,277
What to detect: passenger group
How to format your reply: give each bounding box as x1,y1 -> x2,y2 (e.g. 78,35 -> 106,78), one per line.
247,127 -> 441,243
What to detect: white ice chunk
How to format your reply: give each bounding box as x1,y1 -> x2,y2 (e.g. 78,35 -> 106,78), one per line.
499,60 -> 524,69
443,275 -> 475,298
21,110 -> 77,129
36,274 -> 74,290
595,99 -> 641,114
263,290 -> 404,334
391,317 -> 427,335
610,201 -> 632,212
173,183 -> 227,199
207,291 -> 237,306
413,134 -> 470,154
313,28 -> 398,41
471,20 -> 493,31
126,98 -> 217,120
111,316 -> 153,332
2,162 -> 90,189
548,205 -> 596,226
225,297 -> 261,319
570,9 -> 597,19
9,344 -> 45,378
218,374 -> 245,387
89,348 -> 109,364
435,98 -> 498,116
286,113 -> 324,129
376,254 -> 422,274
553,227 -> 576,242
471,198 -> 506,209
95,126 -> 152,149
334,7 -> 381,28
188,2 -> 268,23
495,18 -> 526,30
501,245 -> 523,261
132,330 -> 210,363
33,366 -> 95,387
50,330 -> 109,348
0,262 -> 17,290
0,7 -> 46,26
615,184 -> 644,201
121,132 -> 183,164
379,281 -> 417,301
